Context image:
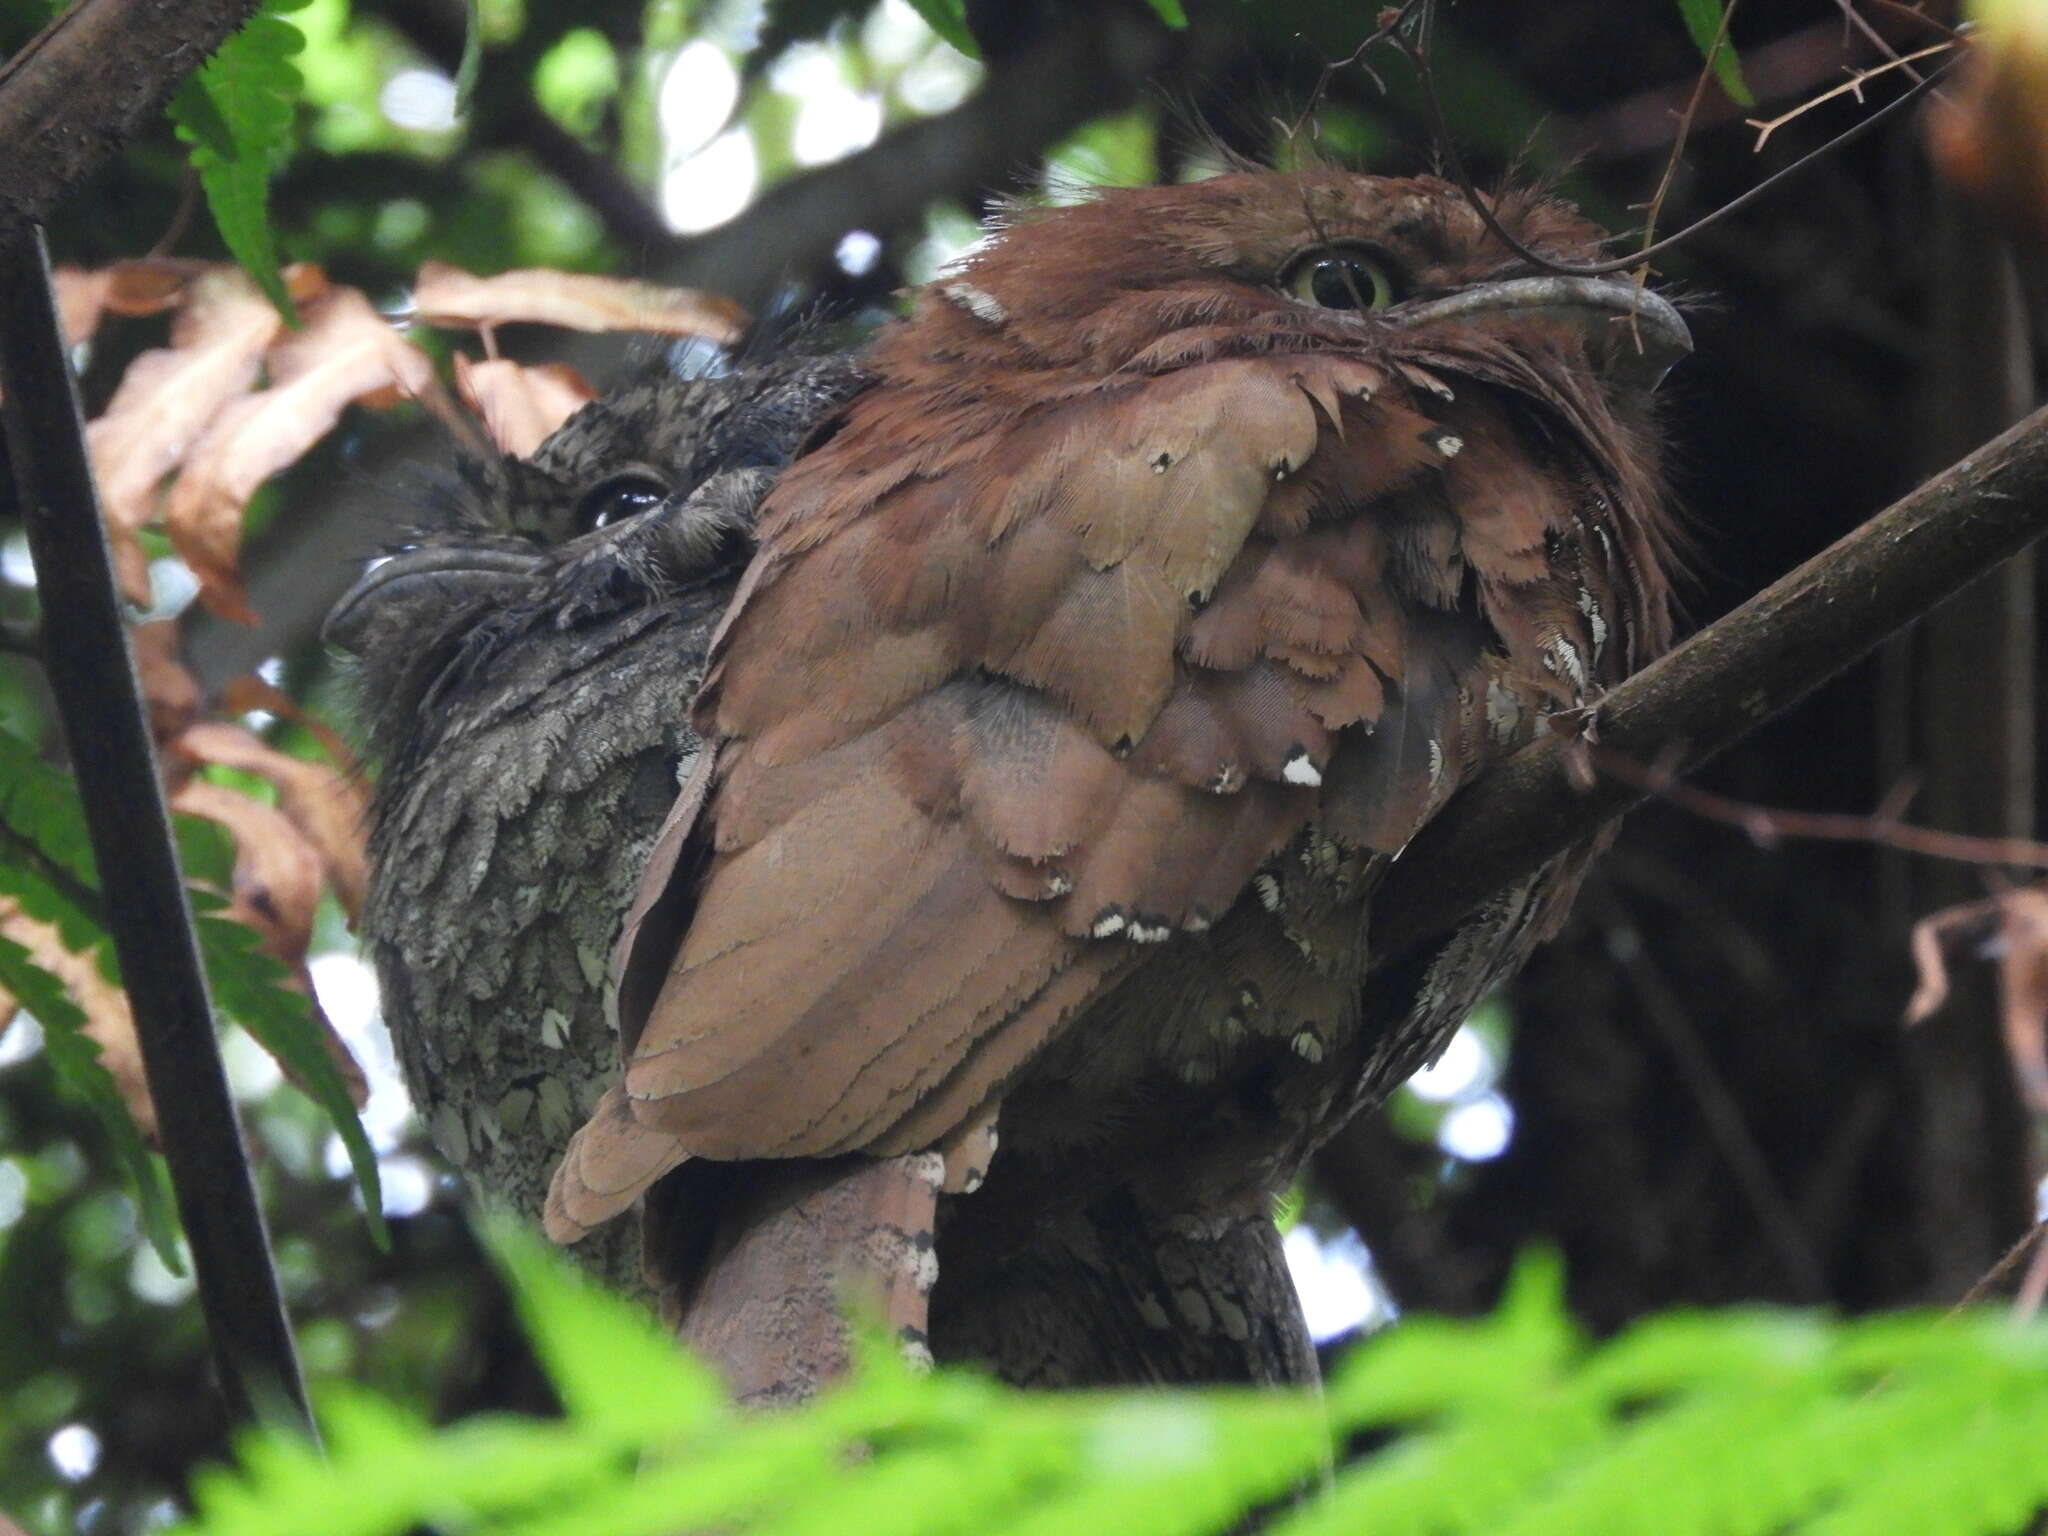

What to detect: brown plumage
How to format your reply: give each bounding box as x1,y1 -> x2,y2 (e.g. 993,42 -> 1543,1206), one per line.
545,170 -> 1685,1398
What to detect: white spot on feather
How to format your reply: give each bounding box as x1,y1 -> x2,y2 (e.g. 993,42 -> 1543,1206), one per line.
941,281 -> 1006,324
1434,431 -> 1464,458
1578,587 -> 1609,661
1544,634 -> 1588,694
1292,1030 -> 1325,1064
539,1007 -> 571,1050
1281,748 -> 1323,787
1128,918 -> 1172,944
1090,908 -> 1128,938
1253,874 -> 1282,912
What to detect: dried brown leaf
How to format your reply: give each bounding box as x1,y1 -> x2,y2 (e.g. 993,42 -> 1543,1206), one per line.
171,720 -> 370,920
86,263 -> 328,543
219,675 -> 363,780
171,778 -> 323,965
169,780 -> 368,1108
163,286 -> 434,624
412,260 -> 747,344
1927,26 -> 2048,240
132,620 -> 202,744
54,268 -> 111,348
1906,884 -> 2048,1115
0,897 -> 155,1141
453,354 -> 597,456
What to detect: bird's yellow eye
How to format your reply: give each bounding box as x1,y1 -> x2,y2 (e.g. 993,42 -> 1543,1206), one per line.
1284,247 -> 1396,311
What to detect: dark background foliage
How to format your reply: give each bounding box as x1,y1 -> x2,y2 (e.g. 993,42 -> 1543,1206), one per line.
1,1 -> 2035,1531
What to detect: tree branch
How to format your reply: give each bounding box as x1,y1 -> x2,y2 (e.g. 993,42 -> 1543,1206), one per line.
0,225 -> 313,1436
0,0 -> 263,231
1373,404 -> 2048,965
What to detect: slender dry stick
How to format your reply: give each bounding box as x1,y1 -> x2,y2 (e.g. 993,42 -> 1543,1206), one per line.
0,231 -> 313,1436
1580,743 -> 2048,870
1395,7 -> 1949,278
1374,403 -> 2048,963
1747,42 -> 1956,149
1636,0 -> 1740,272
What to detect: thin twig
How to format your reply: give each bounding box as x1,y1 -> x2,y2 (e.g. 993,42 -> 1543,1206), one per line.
1747,42 -> 1956,149
1393,5 -> 1951,279
1597,893 -> 1829,1301
2014,1235 -> 2048,1323
1949,1219 -> 2047,1314
1576,740 -> 2048,871
1634,0 -> 1739,272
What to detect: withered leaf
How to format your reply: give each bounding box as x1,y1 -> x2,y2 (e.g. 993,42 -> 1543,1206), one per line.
170,720 -> 371,921
53,268 -> 111,348
412,259 -> 747,344
85,263 -> 329,606
219,674 -> 363,781
164,285 -> 434,624
453,353 -> 597,457
0,897 -> 156,1142
1906,884 -> 2048,1115
170,779 -> 368,1108
132,620 -> 202,744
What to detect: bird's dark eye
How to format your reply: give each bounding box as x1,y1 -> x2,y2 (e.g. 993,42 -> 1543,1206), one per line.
1283,246 -> 1397,311
574,469 -> 671,532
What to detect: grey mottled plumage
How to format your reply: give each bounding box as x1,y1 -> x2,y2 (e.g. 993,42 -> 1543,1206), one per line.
332,351 -> 868,1290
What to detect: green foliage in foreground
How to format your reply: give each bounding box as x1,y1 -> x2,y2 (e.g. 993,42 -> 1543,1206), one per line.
178,1233 -> 2048,1536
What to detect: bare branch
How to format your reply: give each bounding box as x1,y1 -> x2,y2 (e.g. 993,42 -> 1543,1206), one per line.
1576,741 -> 2048,870
0,223 -> 314,1439
0,0 -> 264,232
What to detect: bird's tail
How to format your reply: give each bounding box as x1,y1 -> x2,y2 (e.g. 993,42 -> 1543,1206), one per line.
642,1152 -> 946,1407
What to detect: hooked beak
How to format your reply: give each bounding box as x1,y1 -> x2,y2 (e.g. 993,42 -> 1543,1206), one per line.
1391,275 -> 1692,388
322,545 -> 540,655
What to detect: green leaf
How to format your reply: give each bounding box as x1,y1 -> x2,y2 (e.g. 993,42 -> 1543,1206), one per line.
1675,0 -> 1755,107
1146,0 -> 1188,25
902,0 -> 978,58
167,0 -> 313,323
194,892 -> 386,1249
0,936 -> 184,1269
454,0 -> 483,117
0,726 -> 116,967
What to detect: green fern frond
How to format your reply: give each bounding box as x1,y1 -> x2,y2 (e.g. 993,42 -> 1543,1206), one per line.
172,1234 -> 2048,1536
167,0 -> 314,322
